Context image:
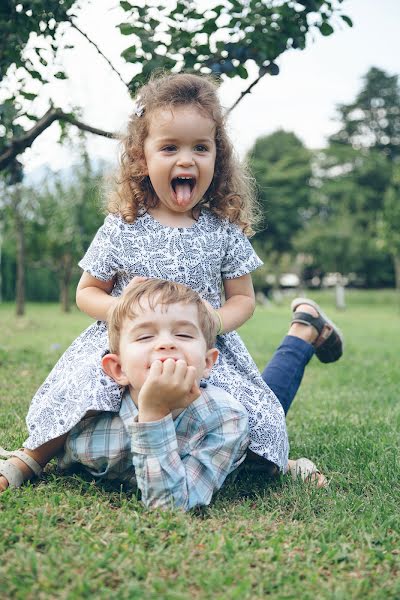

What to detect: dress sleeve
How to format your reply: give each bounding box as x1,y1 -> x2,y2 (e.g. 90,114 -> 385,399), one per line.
78,214 -> 121,281
221,222 -> 263,280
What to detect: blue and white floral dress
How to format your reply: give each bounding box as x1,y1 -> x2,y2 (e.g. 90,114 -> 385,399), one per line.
25,210 -> 289,469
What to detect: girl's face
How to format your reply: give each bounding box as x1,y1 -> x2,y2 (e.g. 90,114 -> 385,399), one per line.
143,105 -> 216,221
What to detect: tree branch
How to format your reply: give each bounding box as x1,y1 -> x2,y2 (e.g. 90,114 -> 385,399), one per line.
69,20 -> 129,89
0,108 -> 117,172
226,71 -> 268,115
0,70 -> 268,172
60,112 -> 117,138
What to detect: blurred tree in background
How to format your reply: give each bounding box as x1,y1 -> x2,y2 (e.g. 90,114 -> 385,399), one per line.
331,67 -> 400,161
257,67 -> 400,294
249,130 -> 312,254
297,144 -> 393,288
0,0 -> 352,310
0,151 -> 104,309
3,5 -> 400,303
248,130 -> 312,289
382,165 -> 400,291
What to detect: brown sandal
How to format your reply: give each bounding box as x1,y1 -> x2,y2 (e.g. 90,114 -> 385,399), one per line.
291,298 -> 343,363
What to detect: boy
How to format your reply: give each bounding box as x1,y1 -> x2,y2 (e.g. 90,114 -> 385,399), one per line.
58,279 -> 249,510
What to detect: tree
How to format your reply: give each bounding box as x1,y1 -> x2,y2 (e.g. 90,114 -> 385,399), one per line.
294,143 -> 395,294
32,155 -> 104,311
0,151 -> 104,310
331,67 -> 400,161
0,177 -> 41,314
249,130 -> 313,247
382,167 -> 400,292
293,68 -> 400,295
0,0 -> 352,175
247,130 -> 313,292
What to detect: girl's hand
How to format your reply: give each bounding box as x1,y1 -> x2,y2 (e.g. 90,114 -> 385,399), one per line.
202,299 -> 221,336
122,276 -> 148,296
107,277 -> 148,321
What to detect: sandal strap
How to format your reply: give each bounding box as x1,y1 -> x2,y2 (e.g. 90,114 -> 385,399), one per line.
0,447 -> 43,477
289,457 -> 319,480
291,311 -> 325,335
0,460 -> 25,488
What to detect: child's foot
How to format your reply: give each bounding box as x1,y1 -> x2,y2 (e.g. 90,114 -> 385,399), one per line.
0,448 -> 43,492
287,458 -> 328,488
289,298 -> 343,363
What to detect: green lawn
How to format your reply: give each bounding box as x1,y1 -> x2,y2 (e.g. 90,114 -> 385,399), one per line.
0,291 -> 399,599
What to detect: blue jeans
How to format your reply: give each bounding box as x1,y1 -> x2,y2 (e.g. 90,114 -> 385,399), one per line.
261,335 -> 315,415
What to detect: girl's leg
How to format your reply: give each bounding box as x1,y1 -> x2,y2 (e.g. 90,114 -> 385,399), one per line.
0,434 -> 67,492
262,301 -> 340,414
0,410 -> 102,492
262,335 -> 314,415
253,300 -> 342,486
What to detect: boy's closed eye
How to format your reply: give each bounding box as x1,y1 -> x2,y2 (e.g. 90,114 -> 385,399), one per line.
136,334 -> 155,341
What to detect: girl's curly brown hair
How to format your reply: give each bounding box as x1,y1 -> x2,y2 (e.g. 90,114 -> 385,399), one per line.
107,72 -> 260,235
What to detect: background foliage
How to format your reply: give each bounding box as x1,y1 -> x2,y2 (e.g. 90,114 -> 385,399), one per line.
1,2 -> 399,307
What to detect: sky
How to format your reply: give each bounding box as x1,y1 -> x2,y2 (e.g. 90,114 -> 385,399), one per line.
22,0 -> 400,175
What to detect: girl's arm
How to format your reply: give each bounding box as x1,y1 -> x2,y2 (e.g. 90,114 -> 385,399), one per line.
217,274 -> 256,333
76,272 -> 117,321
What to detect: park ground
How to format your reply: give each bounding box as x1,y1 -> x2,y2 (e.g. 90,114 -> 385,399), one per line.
0,290 -> 399,599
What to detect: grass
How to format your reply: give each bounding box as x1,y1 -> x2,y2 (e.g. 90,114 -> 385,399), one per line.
0,290 -> 399,599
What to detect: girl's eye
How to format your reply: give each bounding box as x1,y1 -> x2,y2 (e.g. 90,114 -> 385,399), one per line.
136,335 -> 153,341
176,333 -> 193,339
161,145 -> 177,152
195,145 -> 208,152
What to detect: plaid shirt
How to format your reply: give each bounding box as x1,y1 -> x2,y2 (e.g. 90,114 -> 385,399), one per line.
60,385 -> 249,511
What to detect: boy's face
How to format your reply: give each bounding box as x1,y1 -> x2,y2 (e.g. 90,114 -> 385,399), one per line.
108,298 -> 217,402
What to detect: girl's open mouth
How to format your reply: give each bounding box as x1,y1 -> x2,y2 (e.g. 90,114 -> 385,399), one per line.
171,176 -> 196,206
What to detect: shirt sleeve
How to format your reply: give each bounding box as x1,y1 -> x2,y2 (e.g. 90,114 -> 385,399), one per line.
221,221 -> 263,280
129,405 -> 249,511
78,214 -> 121,281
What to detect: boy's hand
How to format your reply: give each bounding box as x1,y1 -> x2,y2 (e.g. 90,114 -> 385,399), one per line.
137,359 -> 201,423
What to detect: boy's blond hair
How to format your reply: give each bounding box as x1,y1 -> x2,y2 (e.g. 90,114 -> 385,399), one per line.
108,279 -> 217,353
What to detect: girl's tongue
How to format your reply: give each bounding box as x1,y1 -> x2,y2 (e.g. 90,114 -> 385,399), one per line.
174,181 -> 192,206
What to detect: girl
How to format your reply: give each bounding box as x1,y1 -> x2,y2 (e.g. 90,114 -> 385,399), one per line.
0,73 -> 342,491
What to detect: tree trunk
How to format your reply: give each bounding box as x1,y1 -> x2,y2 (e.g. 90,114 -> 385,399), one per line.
60,253 -> 73,312
15,203 -> 25,316
393,254 -> 400,292
335,274 -> 346,310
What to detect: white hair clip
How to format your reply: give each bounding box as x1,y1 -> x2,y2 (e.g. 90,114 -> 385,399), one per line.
133,98 -> 145,117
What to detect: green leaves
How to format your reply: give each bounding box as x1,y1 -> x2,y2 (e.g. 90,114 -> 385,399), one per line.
0,0 -> 353,182
117,0 -> 350,93
319,22 -> 334,36
20,92 -> 37,101
118,22 -> 137,35
120,0 -> 132,11
121,45 -> 137,62
341,15 -> 353,27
